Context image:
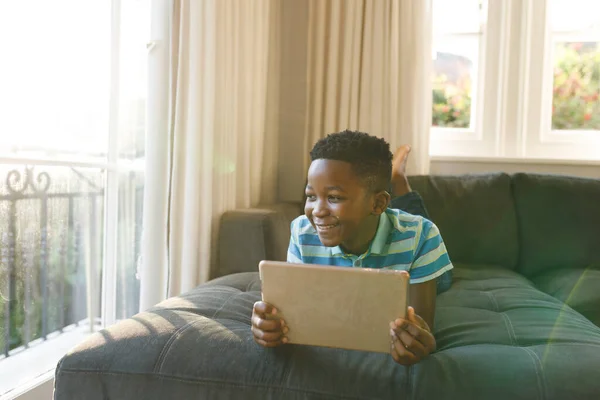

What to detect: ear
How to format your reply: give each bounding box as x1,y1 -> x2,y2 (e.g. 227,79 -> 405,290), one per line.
371,190 -> 391,215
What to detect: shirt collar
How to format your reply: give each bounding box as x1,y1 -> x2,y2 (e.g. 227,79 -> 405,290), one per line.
331,212 -> 391,256
370,212 -> 391,255
332,245 -> 344,256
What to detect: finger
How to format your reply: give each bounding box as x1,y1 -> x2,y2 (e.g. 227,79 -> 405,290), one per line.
407,307 -> 431,332
390,328 -> 416,358
253,301 -> 277,318
393,317 -> 420,336
392,318 -> 435,352
399,321 -> 422,338
398,329 -> 428,359
394,316 -> 425,338
407,307 -> 418,325
396,322 -> 436,351
395,307 -> 430,332
390,331 -> 418,365
397,323 -> 437,353
251,314 -> 283,332
252,325 -> 288,342
254,337 -> 287,348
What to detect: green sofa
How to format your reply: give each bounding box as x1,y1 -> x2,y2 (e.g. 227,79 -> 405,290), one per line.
54,173 -> 600,399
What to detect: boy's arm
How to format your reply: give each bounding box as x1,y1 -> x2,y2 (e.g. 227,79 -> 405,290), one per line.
408,279 -> 436,330
390,220 -> 452,364
408,220 -> 453,329
390,280 -> 437,365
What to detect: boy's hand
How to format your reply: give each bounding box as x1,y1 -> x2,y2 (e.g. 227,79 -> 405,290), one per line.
251,301 -> 289,347
389,306 -> 436,365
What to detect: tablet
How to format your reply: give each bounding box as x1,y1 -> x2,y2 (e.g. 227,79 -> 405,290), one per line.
259,260 -> 409,353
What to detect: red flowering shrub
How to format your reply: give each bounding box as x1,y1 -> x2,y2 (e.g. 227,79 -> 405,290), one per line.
552,42 -> 600,130
432,42 -> 600,131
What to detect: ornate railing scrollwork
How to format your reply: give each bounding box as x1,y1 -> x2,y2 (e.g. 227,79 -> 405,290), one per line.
5,166 -> 51,195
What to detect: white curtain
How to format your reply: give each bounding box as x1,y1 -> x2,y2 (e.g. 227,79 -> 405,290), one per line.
140,0 -> 279,309
303,0 -> 433,175
140,0 -> 433,309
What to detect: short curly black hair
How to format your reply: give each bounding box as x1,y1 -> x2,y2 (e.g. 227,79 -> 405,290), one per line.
309,130 -> 392,192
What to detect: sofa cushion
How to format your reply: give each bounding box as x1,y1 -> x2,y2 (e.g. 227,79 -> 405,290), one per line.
55,269 -> 600,399
531,268 -> 600,326
512,173 -> 600,277
409,173 -> 518,270
216,203 -> 301,278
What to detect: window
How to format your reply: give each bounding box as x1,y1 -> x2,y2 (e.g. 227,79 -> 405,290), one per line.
0,0 -> 149,395
431,0 -> 600,161
549,1 -> 600,132
432,0 -> 486,130
552,42 -> 600,131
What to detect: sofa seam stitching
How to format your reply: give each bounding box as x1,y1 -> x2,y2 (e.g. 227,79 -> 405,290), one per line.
485,291 -> 500,312
501,312 -> 518,346
211,292 -> 241,319
246,278 -> 256,292
521,346 -> 547,400
152,320 -> 203,374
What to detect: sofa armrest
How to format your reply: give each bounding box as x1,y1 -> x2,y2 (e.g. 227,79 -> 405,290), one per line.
213,203 -> 301,279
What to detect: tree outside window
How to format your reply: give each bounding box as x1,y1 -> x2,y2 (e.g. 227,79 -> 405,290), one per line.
552,42 -> 600,130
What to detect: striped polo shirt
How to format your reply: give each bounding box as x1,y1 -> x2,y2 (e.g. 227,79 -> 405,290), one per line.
287,208 -> 453,284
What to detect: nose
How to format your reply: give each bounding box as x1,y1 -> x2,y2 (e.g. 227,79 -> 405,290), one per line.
311,199 -> 330,218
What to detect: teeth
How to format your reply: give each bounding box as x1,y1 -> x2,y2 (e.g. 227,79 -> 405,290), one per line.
317,224 -> 337,230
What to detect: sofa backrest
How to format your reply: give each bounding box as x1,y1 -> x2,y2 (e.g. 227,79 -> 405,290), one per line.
216,173 -> 600,279
409,173 -> 519,270
215,203 -> 301,278
512,173 -> 600,278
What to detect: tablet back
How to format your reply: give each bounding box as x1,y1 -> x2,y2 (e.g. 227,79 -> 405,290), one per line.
259,260 -> 409,353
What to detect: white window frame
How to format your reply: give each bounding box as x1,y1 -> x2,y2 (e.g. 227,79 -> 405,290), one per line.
430,0 -> 600,162
0,0 -> 151,396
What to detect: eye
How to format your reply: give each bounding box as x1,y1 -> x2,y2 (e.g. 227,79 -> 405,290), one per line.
305,194 -> 316,201
328,195 -> 343,203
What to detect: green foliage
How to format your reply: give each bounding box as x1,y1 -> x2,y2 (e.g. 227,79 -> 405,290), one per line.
552,42 -> 600,130
432,42 -> 600,131
432,74 -> 472,128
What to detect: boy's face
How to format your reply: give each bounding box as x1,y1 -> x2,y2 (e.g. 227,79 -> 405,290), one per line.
304,159 -> 388,255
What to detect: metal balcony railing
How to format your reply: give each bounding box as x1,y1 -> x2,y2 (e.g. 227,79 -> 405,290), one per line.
0,166 -> 142,358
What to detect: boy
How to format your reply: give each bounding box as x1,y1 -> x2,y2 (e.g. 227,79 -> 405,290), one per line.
251,130 -> 453,366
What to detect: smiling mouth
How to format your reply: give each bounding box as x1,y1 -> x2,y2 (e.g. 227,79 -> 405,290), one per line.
315,224 -> 339,232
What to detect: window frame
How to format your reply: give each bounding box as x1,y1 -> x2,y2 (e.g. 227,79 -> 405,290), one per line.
0,0 -> 149,396
430,0 -> 600,162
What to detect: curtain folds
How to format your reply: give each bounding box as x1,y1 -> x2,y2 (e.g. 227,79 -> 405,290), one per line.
167,0 -> 280,296
140,0 -> 432,310
140,0 -> 279,308
304,0 -> 432,175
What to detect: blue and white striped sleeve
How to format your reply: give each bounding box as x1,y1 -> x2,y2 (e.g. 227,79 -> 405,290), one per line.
287,219 -> 303,263
409,220 -> 453,284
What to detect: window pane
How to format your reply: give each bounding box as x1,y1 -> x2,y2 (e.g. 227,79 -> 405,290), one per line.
116,171 -> 144,320
0,165 -> 104,356
433,0 -> 486,34
118,0 -> 150,162
432,0 -> 485,129
113,0 -> 148,320
0,1 -> 111,161
550,0 -> 600,32
432,37 -> 479,129
552,42 -> 600,130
